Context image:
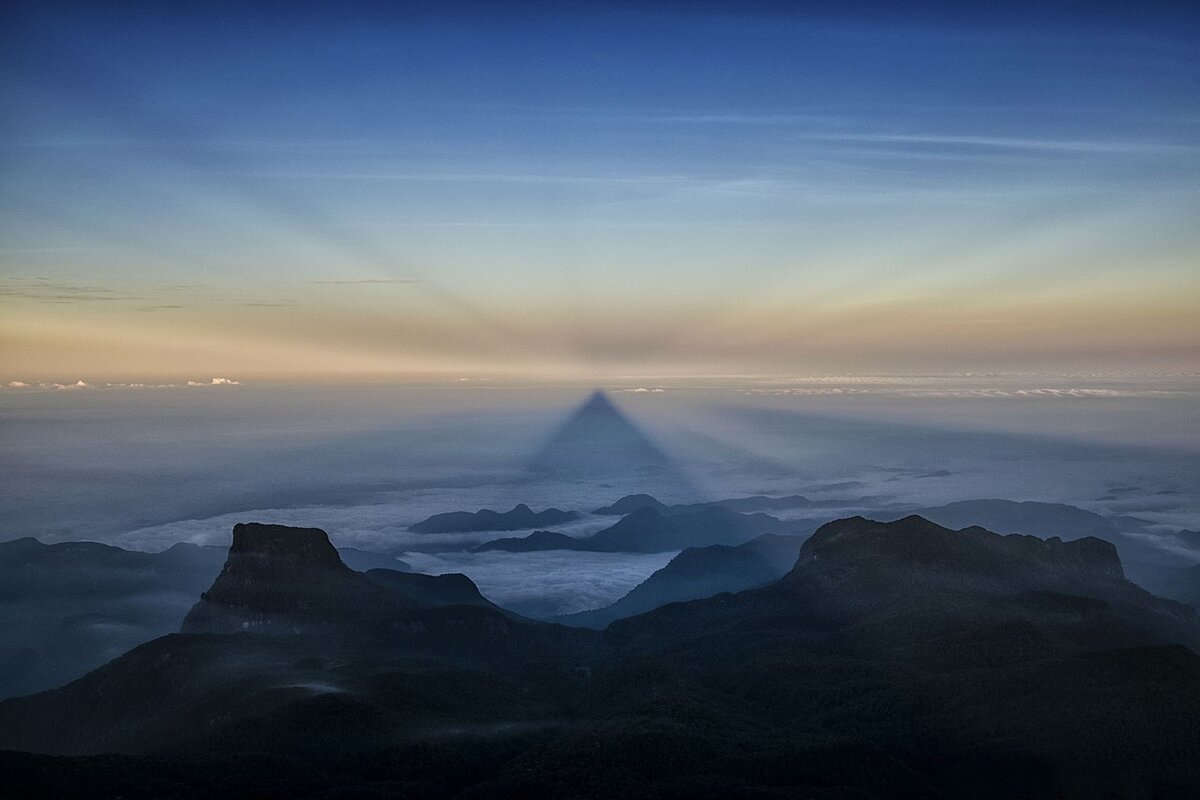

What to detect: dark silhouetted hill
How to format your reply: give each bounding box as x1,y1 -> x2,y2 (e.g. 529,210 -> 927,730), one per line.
897,499 -> 1118,538
410,503 -> 578,533
3,516 -> 1200,798
181,523 -> 512,635
1146,562 -> 1200,609
557,534 -> 804,628
338,547 -> 412,572
1176,529 -> 1200,551
472,529 -> 590,552
363,568 -> 504,612
0,535 -> 409,698
0,537 -> 225,699
586,505 -> 793,552
593,493 -> 670,515
594,492 -> 886,516
891,497 -> 1186,591
475,506 -> 796,553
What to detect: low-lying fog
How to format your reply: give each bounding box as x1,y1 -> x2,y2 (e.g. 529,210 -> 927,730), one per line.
2,376 -> 1198,615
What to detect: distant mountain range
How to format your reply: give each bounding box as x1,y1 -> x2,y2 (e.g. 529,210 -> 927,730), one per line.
2,516 -> 1198,797
410,503 -> 579,533
4,492 -> 1193,707
883,498 -> 1185,588
1154,563 -> 1200,608
893,498 -> 1119,538
592,492 -> 884,515
1175,529 -> 1200,551
475,505 -> 800,554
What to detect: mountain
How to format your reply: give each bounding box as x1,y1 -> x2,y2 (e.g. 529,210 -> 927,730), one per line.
592,493 -> 669,515
0,537 -> 225,699
472,529 -> 590,552
738,531 -> 811,566
892,498 -> 1187,588
1176,529 -> 1200,551
0,535 -> 412,699
0,522 -> 593,756
3,515 -> 1199,798
337,547 -> 412,572
897,499 -> 1118,539
181,523 -> 503,635
474,505 -> 797,554
529,391 -> 699,500
409,503 -> 579,533
593,492 -> 862,515
586,505 -> 794,552
557,533 -> 805,628
363,568 -> 508,613
611,515 -> 1198,661
1145,562 -> 1200,609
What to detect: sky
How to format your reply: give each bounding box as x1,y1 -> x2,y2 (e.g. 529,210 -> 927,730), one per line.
2,2 -> 1198,382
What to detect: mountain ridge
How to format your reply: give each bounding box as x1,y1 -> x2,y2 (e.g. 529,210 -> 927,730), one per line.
410,503 -> 579,534
3,514 -> 1199,797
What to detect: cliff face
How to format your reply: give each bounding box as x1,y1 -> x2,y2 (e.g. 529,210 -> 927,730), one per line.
224,523 -> 346,565
181,523 -> 525,635
181,523 -> 388,634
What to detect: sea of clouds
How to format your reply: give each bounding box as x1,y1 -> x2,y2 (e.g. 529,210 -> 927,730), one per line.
2,376 -> 1197,614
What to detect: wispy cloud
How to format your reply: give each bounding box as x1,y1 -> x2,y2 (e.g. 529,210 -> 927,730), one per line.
308,278 -> 422,285
623,112 -> 844,125
0,278 -> 145,303
188,377 -> 240,386
243,171 -> 698,186
806,132 -> 1199,156
3,378 -> 241,391
741,387 -> 1181,399
0,246 -> 108,254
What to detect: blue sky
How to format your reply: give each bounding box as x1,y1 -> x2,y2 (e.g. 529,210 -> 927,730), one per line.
2,3 -> 1198,380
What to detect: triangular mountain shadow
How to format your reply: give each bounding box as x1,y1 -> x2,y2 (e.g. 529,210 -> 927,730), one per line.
528,390 -> 701,501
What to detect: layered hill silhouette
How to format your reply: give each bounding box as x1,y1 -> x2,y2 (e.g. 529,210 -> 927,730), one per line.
0,537 -> 225,699
894,498 -> 1119,539
475,504 -> 796,553
2,516 -> 1199,797
473,529 -> 591,552
410,503 -> 578,533
556,533 -> 805,628
593,491 -> 882,516
1147,562 -> 1200,609
886,497 -> 1184,587
528,391 -> 700,500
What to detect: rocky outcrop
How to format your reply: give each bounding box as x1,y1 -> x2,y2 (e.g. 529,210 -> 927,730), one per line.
181,523 -> 386,634
181,523 -> 520,635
